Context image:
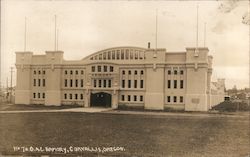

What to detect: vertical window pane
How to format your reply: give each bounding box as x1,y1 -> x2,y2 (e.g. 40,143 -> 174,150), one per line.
174,80 -> 177,88
65,79 -> 67,87
140,80 -> 144,88
134,80 -> 137,88
108,80 -> 112,88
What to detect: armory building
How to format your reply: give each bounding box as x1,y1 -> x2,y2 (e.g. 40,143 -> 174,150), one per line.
15,45 -> 225,111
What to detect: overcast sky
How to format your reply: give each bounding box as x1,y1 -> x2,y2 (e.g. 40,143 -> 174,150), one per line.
0,0 -> 249,89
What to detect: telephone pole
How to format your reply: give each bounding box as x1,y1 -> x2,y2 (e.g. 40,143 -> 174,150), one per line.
10,67 -> 14,103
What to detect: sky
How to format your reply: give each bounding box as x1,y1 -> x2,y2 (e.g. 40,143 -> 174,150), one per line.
0,0 -> 249,89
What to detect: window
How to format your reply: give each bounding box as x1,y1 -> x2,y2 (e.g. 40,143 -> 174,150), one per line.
174,80 -> 177,89
122,70 -> 125,75
104,66 -> 107,72
38,93 -> 40,98
174,70 -> 177,75
104,80 -> 107,88
128,95 -> 131,101
134,80 -> 137,88
42,93 -> 45,99
70,70 -> 73,75
141,70 -> 144,75
33,79 -> 36,86
94,79 -> 97,87
108,80 -> 112,88
103,53 -> 106,60
43,71 -> 45,74
75,79 -> 78,87
168,70 -> 171,75
122,80 -> 125,88
70,94 -> 72,99
117,51 -> 120,59
140,80 -> 144,88
81,70 -> 84,75
121,52 -> 124,59
168,80 -> 171,88
92,66 -> 95,72
38,71 -> 41,74
108,52 -> 111,59
140,95 -> 143,102
121,95 -> 125,101
34,71 -> 36,75
81,79 -> 83,87
65,79 -> 67,87
110,66 -> 114,72
167,96 -> 171,102
180,96 -> 183,103
75,70 -> 78,75
98,66 -> 101,72
112,51 -> 115,59
33,93 -> 36,98
38,79 -> 41,86
128,70 -> 131,75
134,71 -> 137,75
180,80 -> 184,89
99,79 -> 102,88
75,94 -> 78,100
174,96 -> 177,102
180,70 -> 184,75
70,79 -> 73,87
128,80 -> 131,88
64,93 -> 67,99
43,79 -> 45,87
80,94 -> 83,100
134,95 -> 137,101
65,70 -> 67,75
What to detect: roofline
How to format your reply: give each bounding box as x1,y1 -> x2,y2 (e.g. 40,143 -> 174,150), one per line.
82,46 -> 147,60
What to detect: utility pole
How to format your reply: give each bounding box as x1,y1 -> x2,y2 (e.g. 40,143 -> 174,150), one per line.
6,77 -> 8,103
10,67 -> 14,103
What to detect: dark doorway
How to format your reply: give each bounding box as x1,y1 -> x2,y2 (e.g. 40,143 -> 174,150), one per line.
90,92 -> 112,107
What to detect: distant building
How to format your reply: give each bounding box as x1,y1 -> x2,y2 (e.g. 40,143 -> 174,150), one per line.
15,46 -> 225,111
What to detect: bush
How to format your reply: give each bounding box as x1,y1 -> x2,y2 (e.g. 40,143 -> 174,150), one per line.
212,101 -> 250,112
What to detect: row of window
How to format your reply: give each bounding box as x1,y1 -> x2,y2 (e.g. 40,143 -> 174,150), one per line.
64,79 -> 84,88
167,96 -> 184,103
122,70 -> 144,75
64,93 -> 84,100
93,79 -> 112,88
121,95 -> 144,102
33,79 -> 46,87
121,80 -> 144,89
33,92 -> 45,99
167,80 -> 184,89
90,49 -> 145,60
92,66 -> 114,73
33,70 -> 46,75
167,70 -> 184,75
64,70 -> 84,75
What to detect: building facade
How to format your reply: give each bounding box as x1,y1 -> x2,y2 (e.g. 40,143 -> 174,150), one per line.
15,46 -> 225,111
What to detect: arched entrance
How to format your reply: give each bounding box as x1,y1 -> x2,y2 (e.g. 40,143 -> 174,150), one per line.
90,92 -> 112,107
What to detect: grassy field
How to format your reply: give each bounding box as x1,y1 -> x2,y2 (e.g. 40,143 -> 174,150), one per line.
0,112 -> 249,157
0,103 -> 81,111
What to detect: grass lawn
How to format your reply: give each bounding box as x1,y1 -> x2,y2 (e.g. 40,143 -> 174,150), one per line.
0,112 -> 249,157
0,103 -> 82,111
